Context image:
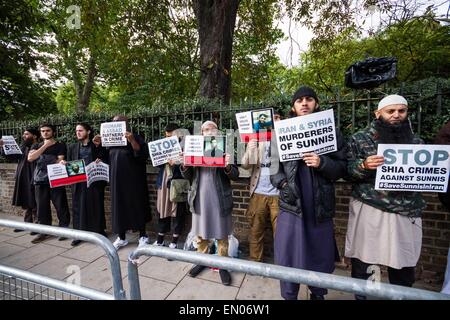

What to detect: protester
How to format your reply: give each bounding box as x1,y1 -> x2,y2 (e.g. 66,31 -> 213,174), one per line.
433,120 -> 450,294
270,86 -> 347,300
27,124 -> 70,243
0,129 -> 39,232
345,94 -> 426,299
240,110 -> 283,262
93,115 -> 151,250
181,120 -> 239,286
153,123 -> 189,249
66,123 -> 108,246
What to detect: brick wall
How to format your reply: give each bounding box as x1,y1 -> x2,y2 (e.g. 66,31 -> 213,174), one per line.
1,163 -> 448,285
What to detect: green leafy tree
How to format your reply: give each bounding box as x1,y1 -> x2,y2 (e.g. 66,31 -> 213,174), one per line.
0,0 -> 56,120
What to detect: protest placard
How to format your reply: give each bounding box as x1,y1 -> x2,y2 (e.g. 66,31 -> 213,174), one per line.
148,136 -> 182,166
375,144 -> 450,192
48,160 -> 87,188
86,161 -> 109,188
236,108 -> 273,142
184,135 -> 226,167
1,136 -> 22,155
100,121 -> 127,147
274,109 -> 337,162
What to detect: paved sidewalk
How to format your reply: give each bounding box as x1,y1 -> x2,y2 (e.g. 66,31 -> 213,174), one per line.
0,214 -> 441,300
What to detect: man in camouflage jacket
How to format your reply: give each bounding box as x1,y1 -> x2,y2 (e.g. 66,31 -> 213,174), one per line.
345,94 -> 426,299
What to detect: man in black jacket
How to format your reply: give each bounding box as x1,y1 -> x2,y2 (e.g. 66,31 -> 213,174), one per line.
270,86 -> 347,300
0,129 -> 39,232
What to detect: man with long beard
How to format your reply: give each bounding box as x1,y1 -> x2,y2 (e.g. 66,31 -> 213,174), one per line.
66,123 -> 108,246
345,95 -> 426,299
0,129 -> 39,232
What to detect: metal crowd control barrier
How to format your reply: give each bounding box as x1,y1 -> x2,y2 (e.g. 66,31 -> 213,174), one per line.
128,246 -> 450,300
0,219 -> 126,300
0,265 -> 112,300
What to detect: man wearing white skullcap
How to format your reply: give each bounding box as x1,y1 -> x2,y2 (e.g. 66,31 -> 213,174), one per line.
180,120 -> 239,286
345,94 -> 426,299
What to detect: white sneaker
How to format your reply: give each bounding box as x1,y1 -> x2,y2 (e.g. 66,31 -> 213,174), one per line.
169,242 -> 177,249
112,237 -> 128,250
152,240 -> 163,246
138,236 -> 149,248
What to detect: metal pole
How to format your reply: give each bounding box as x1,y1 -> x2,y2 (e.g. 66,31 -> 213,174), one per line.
127,246 -> 450,300
0,265 -> 113,300
336,89 -> 341,129
0,219 -> 126,300
367,91 -> 371,127
127,258 -> 141,300
351,91 -> 356,134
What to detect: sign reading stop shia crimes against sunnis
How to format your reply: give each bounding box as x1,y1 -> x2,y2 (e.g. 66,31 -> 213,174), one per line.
148,136 -> 182,167
375,144 -> 450,193
274,109 -> 337,162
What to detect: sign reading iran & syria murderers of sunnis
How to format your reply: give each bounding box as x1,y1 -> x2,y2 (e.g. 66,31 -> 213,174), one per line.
274,109 -> 337,162
375,144 -> 450,192
100,121 -> 127,147
148,136 -> 182,167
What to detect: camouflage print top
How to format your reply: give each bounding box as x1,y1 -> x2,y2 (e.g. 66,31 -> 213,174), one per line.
346,121 -> 426,217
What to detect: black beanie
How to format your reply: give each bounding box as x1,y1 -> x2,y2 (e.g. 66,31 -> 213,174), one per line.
25,128 -> 40,137
291,86 -> 318,105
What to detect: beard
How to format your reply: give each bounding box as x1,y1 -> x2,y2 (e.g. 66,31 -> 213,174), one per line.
374,118 -> 414,144
23,138 -> 34,147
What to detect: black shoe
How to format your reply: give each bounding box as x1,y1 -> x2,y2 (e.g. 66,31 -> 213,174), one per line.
13,229 -> 24,233
219,269 -> 231,286
310,293 -> 325,300
71,240 -> 82,246
58,236 -> 67,241
31,234 -> 50,244
188,265 -> 206,278
30,231 -> 38,236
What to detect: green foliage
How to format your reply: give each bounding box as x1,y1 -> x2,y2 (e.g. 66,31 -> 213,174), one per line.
55,82 -> 119,114
0,0 -> 57,120
276,14 -> 450,95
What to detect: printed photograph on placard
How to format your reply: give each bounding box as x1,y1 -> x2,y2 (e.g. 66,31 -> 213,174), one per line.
236,108 -> 273,143
252,109 -> 274,133
203,136 -> 225,158
66,159 -> 86,176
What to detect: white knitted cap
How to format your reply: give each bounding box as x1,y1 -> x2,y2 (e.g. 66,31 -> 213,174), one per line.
377,94 -> 408,110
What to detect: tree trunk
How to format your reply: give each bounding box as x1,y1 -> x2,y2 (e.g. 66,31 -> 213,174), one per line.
76,56 -> 97,113
193,0 -> 239,104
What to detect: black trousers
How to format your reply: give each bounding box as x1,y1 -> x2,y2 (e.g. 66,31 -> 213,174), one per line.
157,202 -> 187,235
23,207 -> 37,223
35,185 -> 70,227
351,258 -> 415,299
